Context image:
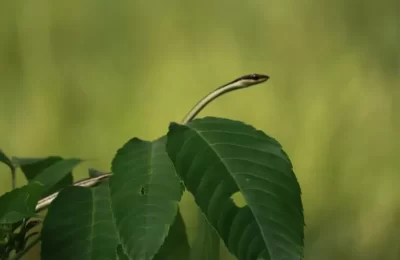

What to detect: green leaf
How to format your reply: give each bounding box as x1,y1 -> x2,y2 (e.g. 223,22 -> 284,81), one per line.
154,208 -> 190,260
110,136 -> 183,260
166,117 -> 305,260
0,182 -> 45,224
11,157 -> 45,168
41,183 -> 120,260
32,158 -> 81,195
0,150 -> 15,173
41,137 -> 184,260
0,158 -> 81,224
13,156 -> 75,197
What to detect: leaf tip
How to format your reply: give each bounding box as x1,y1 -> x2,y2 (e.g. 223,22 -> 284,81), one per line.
168,121 -> 181,131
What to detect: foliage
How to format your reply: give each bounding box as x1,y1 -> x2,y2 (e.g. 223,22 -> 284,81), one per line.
0,102 -> 304,259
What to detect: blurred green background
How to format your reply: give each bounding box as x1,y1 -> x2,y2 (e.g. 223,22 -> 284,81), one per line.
1,0 -> 399,259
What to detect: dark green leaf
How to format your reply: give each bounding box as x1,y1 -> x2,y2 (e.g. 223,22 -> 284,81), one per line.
0,158 -> 81,225
41,183 -> 120,260
110,136 -> 183,260
11,157 -> 46,168
154,208 -> 190,260
13,156 -> 75,197
41,137 -> 184,260
0,182 -> 44,224
166,117 -> 305,260
0,150 -> 15,173
32,158 -> 81,195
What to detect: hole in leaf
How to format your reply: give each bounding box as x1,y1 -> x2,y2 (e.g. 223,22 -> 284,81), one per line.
139,185 -> 149,196
230,191 -> 247,208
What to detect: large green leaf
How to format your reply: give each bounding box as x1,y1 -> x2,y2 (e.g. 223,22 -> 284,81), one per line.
41,183 -> 120,260
41,137 -> 185,259
42,183 -> 189,260
166,117 -> 304,260
110,136 -> 183,259
0,158 -> 81,224
13,156 -> 74,197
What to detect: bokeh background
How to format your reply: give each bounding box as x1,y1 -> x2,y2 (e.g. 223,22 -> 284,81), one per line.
1,0 -> 400,259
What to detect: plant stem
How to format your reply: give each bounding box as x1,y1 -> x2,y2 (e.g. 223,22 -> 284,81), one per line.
10,235 -> 41,260
11,168 -> 16,190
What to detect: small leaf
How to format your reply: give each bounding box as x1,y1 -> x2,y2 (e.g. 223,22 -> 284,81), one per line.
166,117 -> 305,260
41,183 -> 120,260
13,156 -> 75,197
110,136 -> 183,259
0,182 -> 45,224
0,150 -> 15,173
11,157 -> 45,168
0,158 -> 81,225
32,158 -> 81,194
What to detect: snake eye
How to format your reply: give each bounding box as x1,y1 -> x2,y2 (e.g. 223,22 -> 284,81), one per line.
240,73 -> 268,82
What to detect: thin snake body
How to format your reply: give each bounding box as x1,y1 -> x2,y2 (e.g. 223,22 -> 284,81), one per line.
35,73 -> 269,212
